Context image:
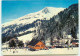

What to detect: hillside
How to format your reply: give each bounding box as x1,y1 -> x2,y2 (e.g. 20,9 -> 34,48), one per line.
36,4 -> 78,43
2,7 -> 64,43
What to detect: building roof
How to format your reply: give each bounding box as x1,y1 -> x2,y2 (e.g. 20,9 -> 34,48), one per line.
71,40 -> 79,43
28,39 -> 40,46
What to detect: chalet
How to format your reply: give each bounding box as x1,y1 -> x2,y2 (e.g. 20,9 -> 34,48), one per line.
71,40 -> 79,47
28,39 -> 46,50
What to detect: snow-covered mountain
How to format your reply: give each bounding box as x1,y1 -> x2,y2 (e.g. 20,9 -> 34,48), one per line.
3,7 -> 64,27
2,7 -> 65,43
37,4 -> 78,43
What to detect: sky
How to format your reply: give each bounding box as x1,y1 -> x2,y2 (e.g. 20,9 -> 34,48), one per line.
2,0 -> 78,24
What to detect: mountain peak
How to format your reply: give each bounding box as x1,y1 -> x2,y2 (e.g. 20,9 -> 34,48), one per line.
42,7 -> 50,14
42,7 -> 55,14
41,7 -> 65,14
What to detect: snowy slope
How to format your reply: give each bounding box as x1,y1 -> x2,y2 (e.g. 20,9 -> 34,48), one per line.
17,33 -> 34,43
2,7 -> 64,27
2,7 -> 65,42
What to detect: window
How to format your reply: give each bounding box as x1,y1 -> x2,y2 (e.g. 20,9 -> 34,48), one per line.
35,45 -> 40,47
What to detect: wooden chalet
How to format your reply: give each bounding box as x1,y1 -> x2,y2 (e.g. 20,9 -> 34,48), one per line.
71,40 -> 79,47
28,39 -> 45,50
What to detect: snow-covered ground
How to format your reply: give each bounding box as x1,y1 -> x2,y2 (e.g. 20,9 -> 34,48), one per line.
2,47 -> 79,55
17,33 -> 34,43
